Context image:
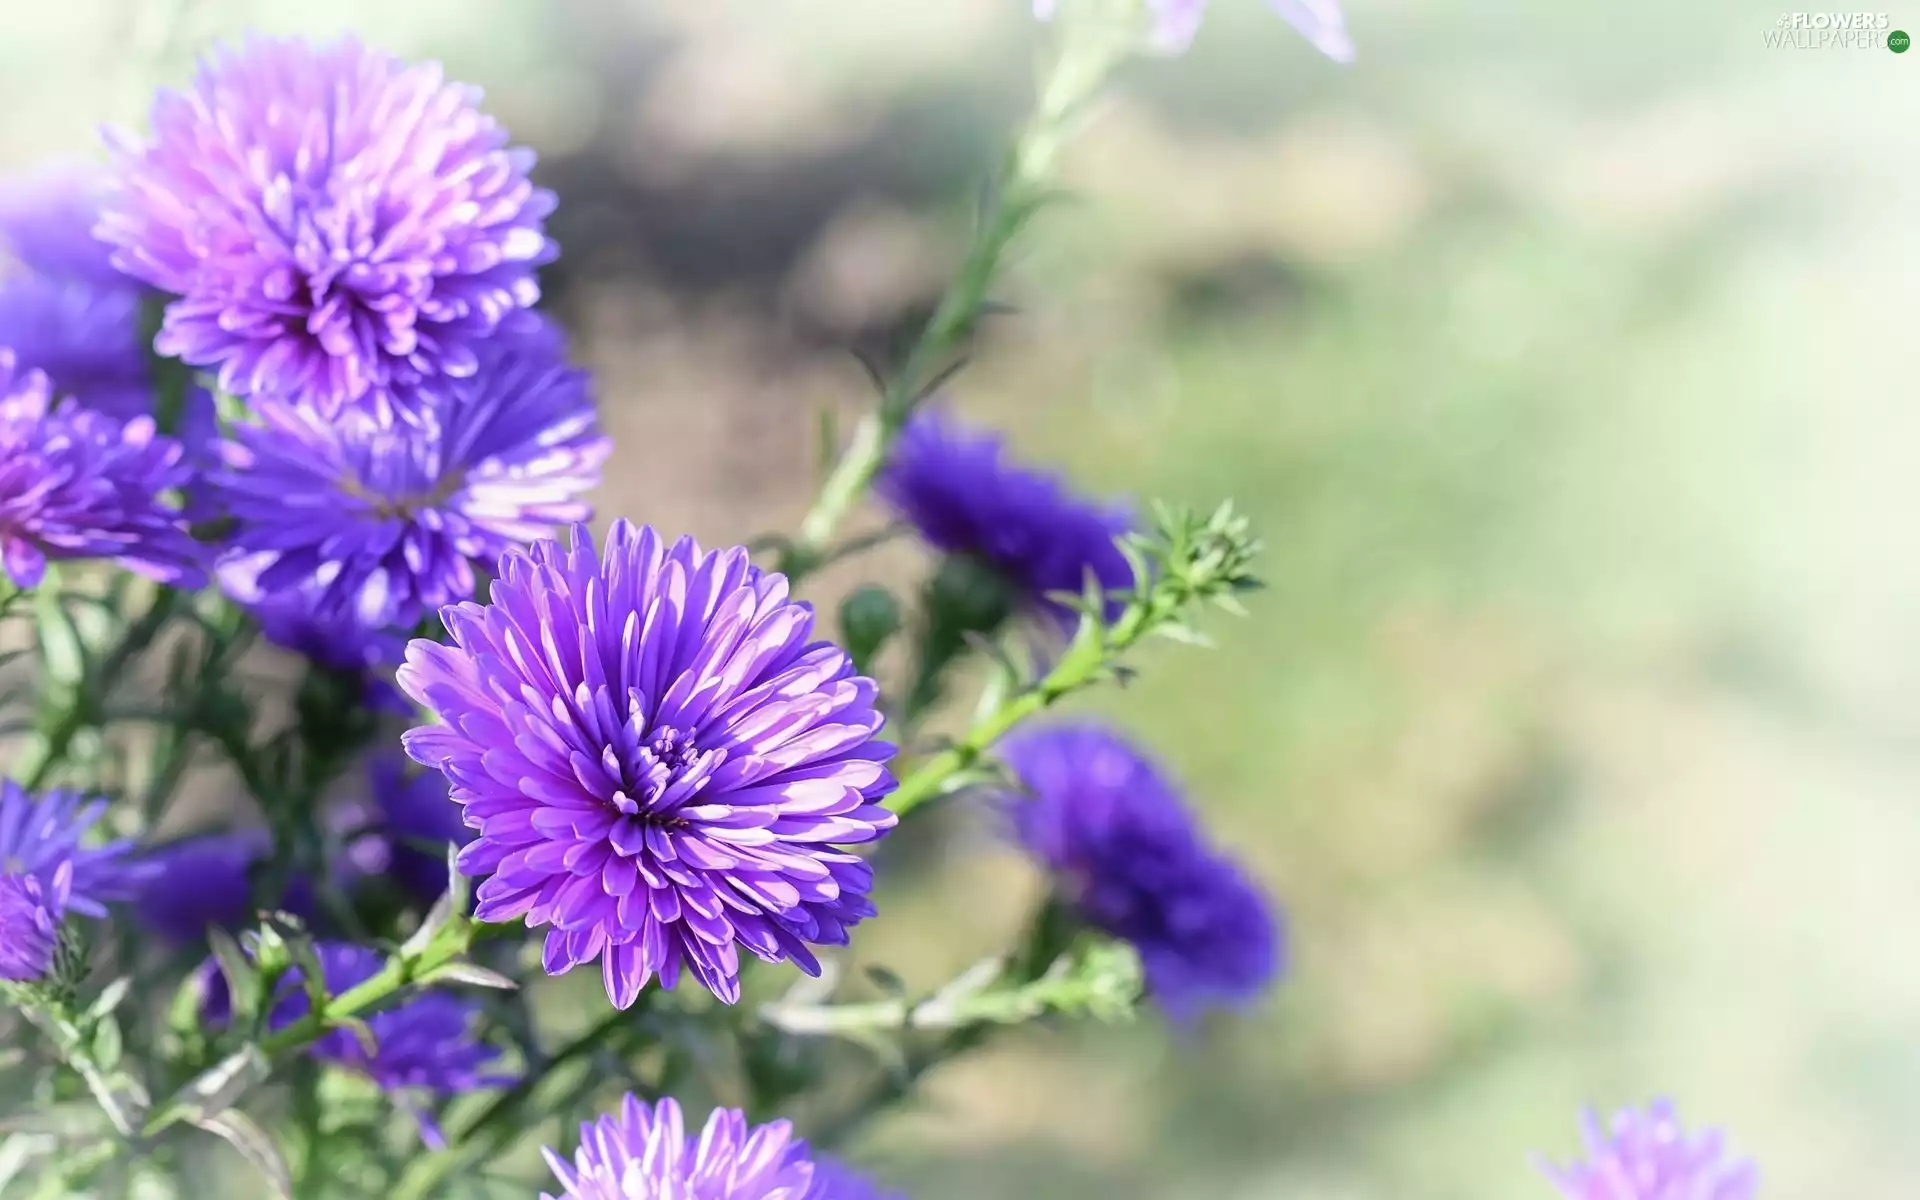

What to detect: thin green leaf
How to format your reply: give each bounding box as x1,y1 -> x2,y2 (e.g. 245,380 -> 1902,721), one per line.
418,962 -> 518,991
85,978 -> 134,1024
190,1110 -> 291,1200
329,1016 -> 380,1059
206,928 -> 260,1023
863,965 -> 908,997
33,588 -> 87,688
149,1045 -> 269,1134
89,1017 -> 123,1072
0,1103 -> 107,1137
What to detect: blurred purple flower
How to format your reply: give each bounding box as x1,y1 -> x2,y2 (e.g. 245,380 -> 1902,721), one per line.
543,1095 -> 857,1200
206,942 -> 509,1109
0,782 -> 150,918
399,521 -> 898,1008
1001,721 -> 1282,1019
292,943 -> 508,1094
0,166 -> 125,287
363,754 -> 472,905
878,410 -> 1134,621
1544,1101 -> 1758,1200
206,321 -> 606,630
1034,0 -> 1353,60
97,35 -> 558,417
0,353 -> 204,588
130,831 -> 315,945
0,275 -> 147,415
217,553 -> 412,673
0,167 -> 221,454
0,863 -> 70,983
810,1158 -> 908,1199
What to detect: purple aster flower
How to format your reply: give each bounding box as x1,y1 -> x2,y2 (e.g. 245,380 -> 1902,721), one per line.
0,782 -> 149,918
543,1095 -> 847,1200
206,320 -> 606,630
1543,1101 -> 1758,1200
878,410 -> 1135,621
1000,721 -> 1281,1019
399,521 -> 899,1008
129,831 -> 315,944
0,353 -> 204,589
0,166 -> 126,288
0,862 -> 71,983
98,35 -> 558,417
1034,0 -> 1353,60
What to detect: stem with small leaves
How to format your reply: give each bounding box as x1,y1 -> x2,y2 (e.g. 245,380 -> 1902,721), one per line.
16,587 -> 180,791
22,1008 -> 143,1139
886,503 -> 1262,818
777,7 -> 1135,585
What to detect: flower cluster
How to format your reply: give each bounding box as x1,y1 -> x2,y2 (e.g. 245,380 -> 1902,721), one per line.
2,17 -> 1762,1200
1000,722 -> 1282,1019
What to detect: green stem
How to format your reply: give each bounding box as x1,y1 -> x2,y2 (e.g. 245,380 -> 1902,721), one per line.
390,1006 -> 638,1200
777,16 -> 1130,585
803,899 -> 1076,1150
16,588 -> 179,791
886,602 -> 1148,817
25,1010 -> 140,1139
257,926 -> 482,1059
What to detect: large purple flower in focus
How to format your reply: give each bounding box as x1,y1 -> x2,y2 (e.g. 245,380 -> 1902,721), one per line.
1034,0 -> 1353,60
1544,1101 -> 1758,1200
0,864 -> 70,984
97,35 -> 557,417
543,1095 -> 876,1200
206,322 -> 607,630
399,521 -> 899,1008
878,410 -> 1134,620
0,782 -> 149,918
0,353 -> 204,588
1000,721 -> 1281,1019
130,831 -> 315,944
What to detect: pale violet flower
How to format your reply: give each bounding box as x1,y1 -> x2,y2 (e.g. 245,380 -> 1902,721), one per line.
1035,0 -> 1354,61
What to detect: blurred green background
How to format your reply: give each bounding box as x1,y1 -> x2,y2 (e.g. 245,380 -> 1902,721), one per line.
6,0 -> 1920,1195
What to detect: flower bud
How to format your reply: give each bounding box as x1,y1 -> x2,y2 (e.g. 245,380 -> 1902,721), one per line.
838,584 -> 904,672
